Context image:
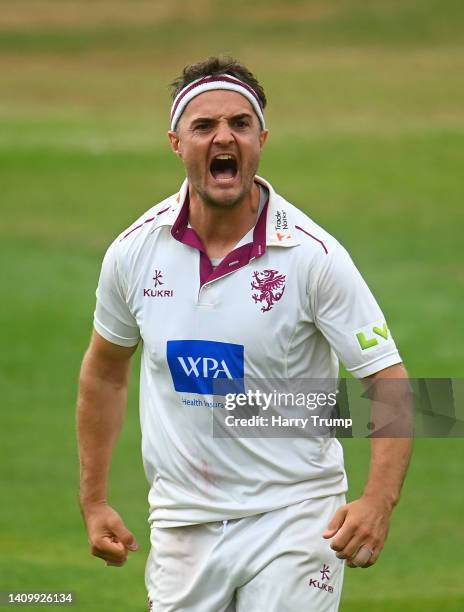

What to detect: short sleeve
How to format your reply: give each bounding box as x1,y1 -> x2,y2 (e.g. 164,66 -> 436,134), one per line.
312,243 -> 402,378
93,241 -> 140,347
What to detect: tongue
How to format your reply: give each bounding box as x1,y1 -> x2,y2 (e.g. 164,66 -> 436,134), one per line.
212,166 -> 235,180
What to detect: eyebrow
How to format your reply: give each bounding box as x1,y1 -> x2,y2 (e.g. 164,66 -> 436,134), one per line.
189,113 -> 253,127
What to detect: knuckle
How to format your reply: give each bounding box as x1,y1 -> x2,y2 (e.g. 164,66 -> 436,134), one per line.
344,549 -> 357,560
108,518 -> 121,530
92,550 -> 105,560
106,554 -> 126,566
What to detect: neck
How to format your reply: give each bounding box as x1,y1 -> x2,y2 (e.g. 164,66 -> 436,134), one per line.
188,182 -> 260,259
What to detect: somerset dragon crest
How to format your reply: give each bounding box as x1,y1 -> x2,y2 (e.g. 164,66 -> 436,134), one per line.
251,269 -> 286,312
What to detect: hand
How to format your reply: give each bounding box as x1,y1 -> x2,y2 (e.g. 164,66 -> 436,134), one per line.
81,502 -> 138,567
322,495 -> 392,568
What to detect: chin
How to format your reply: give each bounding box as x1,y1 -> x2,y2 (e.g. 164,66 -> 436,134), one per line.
203,186 -> 245,208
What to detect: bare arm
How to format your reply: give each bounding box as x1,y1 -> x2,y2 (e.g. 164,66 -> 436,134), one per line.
361,363 -> 413,509
323,363 -> 413,568
77,330 -> 139,566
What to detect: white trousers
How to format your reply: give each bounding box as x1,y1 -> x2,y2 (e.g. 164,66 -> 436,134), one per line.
146,494 -> 345,612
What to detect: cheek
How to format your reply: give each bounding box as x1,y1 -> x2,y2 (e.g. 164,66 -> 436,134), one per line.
242,134 -> 263,155
244,143 -> 262,166
183,142 -> 207,165
182,150 -> 208,178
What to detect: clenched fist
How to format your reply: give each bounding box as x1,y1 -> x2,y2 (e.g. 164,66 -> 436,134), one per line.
81,502 -> 138,567
322,495 -> 392,568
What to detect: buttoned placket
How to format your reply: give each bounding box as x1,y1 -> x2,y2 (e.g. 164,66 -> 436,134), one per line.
198,280 -> 217,306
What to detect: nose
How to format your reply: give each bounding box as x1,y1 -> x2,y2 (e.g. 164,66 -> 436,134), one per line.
213,120 -> 234,146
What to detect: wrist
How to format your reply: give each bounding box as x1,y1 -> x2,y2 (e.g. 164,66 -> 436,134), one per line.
79,496 -> 108,514
361,489 -> 398,512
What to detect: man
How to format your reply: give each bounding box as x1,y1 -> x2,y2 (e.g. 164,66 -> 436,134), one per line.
77,56 -> 412,611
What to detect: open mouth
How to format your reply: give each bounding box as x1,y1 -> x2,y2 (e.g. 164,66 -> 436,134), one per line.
210,154 -> 238,181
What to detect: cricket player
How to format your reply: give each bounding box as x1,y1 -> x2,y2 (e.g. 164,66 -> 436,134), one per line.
77,56 -> 412,611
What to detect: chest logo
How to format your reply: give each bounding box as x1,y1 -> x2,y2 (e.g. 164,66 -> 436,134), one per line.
143,268 -> 174,298
153,269 -> 164,287
251,269 -> 286,312
167,340 -> 245,395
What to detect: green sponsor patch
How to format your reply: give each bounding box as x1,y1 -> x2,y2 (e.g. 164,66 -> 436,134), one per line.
356,323 -> 389,350
372,323 -> 389,339
356,332 -> 379,350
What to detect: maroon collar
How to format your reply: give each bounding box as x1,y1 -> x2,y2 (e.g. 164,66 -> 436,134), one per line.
171,191 -> 268,287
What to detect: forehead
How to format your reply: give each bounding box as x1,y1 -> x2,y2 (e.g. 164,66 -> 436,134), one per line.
180,89 -> 255,122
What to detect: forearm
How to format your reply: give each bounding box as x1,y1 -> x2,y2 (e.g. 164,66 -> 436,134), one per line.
363,437 -> 412,510
77,351 -> 129,508
362,366 -> 413,509
324,366 -> 413,568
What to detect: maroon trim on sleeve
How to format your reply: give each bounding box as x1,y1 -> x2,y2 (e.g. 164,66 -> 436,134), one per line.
120,217 -> 155,241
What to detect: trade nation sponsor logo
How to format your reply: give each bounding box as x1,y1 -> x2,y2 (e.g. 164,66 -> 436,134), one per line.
251,269 -> 286,312
143,268 -> 174,298
274,209 -> 292,241
308,564 -> 334,594
275,209 -> 288,231
167,340 -> 245,395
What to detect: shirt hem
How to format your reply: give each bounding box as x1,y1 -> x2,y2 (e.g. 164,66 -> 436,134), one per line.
93,319 -> 140,347
347,351 -> 402,378
148,481 -> 348,528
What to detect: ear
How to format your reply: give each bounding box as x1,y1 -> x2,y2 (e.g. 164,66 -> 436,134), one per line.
168,130 -> 182,157
259,129 -> 269,149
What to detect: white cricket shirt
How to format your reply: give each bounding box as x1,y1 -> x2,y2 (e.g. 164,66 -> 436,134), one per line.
94,176 -> 402,527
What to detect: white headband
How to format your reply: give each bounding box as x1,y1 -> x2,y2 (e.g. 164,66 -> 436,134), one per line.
170,74 -> 265,131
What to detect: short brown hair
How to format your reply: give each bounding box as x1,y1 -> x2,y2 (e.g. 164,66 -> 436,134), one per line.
170,56 -> 267,109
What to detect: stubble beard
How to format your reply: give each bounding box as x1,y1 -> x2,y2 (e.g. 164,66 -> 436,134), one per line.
193,171 -> 257,211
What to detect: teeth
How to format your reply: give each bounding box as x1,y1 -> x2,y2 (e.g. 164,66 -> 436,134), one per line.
215,154 -> 234,160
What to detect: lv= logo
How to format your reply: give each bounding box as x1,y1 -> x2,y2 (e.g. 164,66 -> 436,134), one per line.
356,322 -> 389,350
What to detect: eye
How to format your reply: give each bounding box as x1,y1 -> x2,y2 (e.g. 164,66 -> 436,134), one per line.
193,122 -> 212,132
233,118 -> 250,129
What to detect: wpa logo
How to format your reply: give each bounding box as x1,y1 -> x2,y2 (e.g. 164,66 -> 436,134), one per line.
167,340 -> 244,395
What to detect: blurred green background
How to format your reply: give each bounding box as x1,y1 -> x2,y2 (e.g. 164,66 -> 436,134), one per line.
1,1 -> 463,610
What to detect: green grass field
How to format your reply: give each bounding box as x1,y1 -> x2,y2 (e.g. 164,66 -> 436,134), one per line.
1,1 -> 463,610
